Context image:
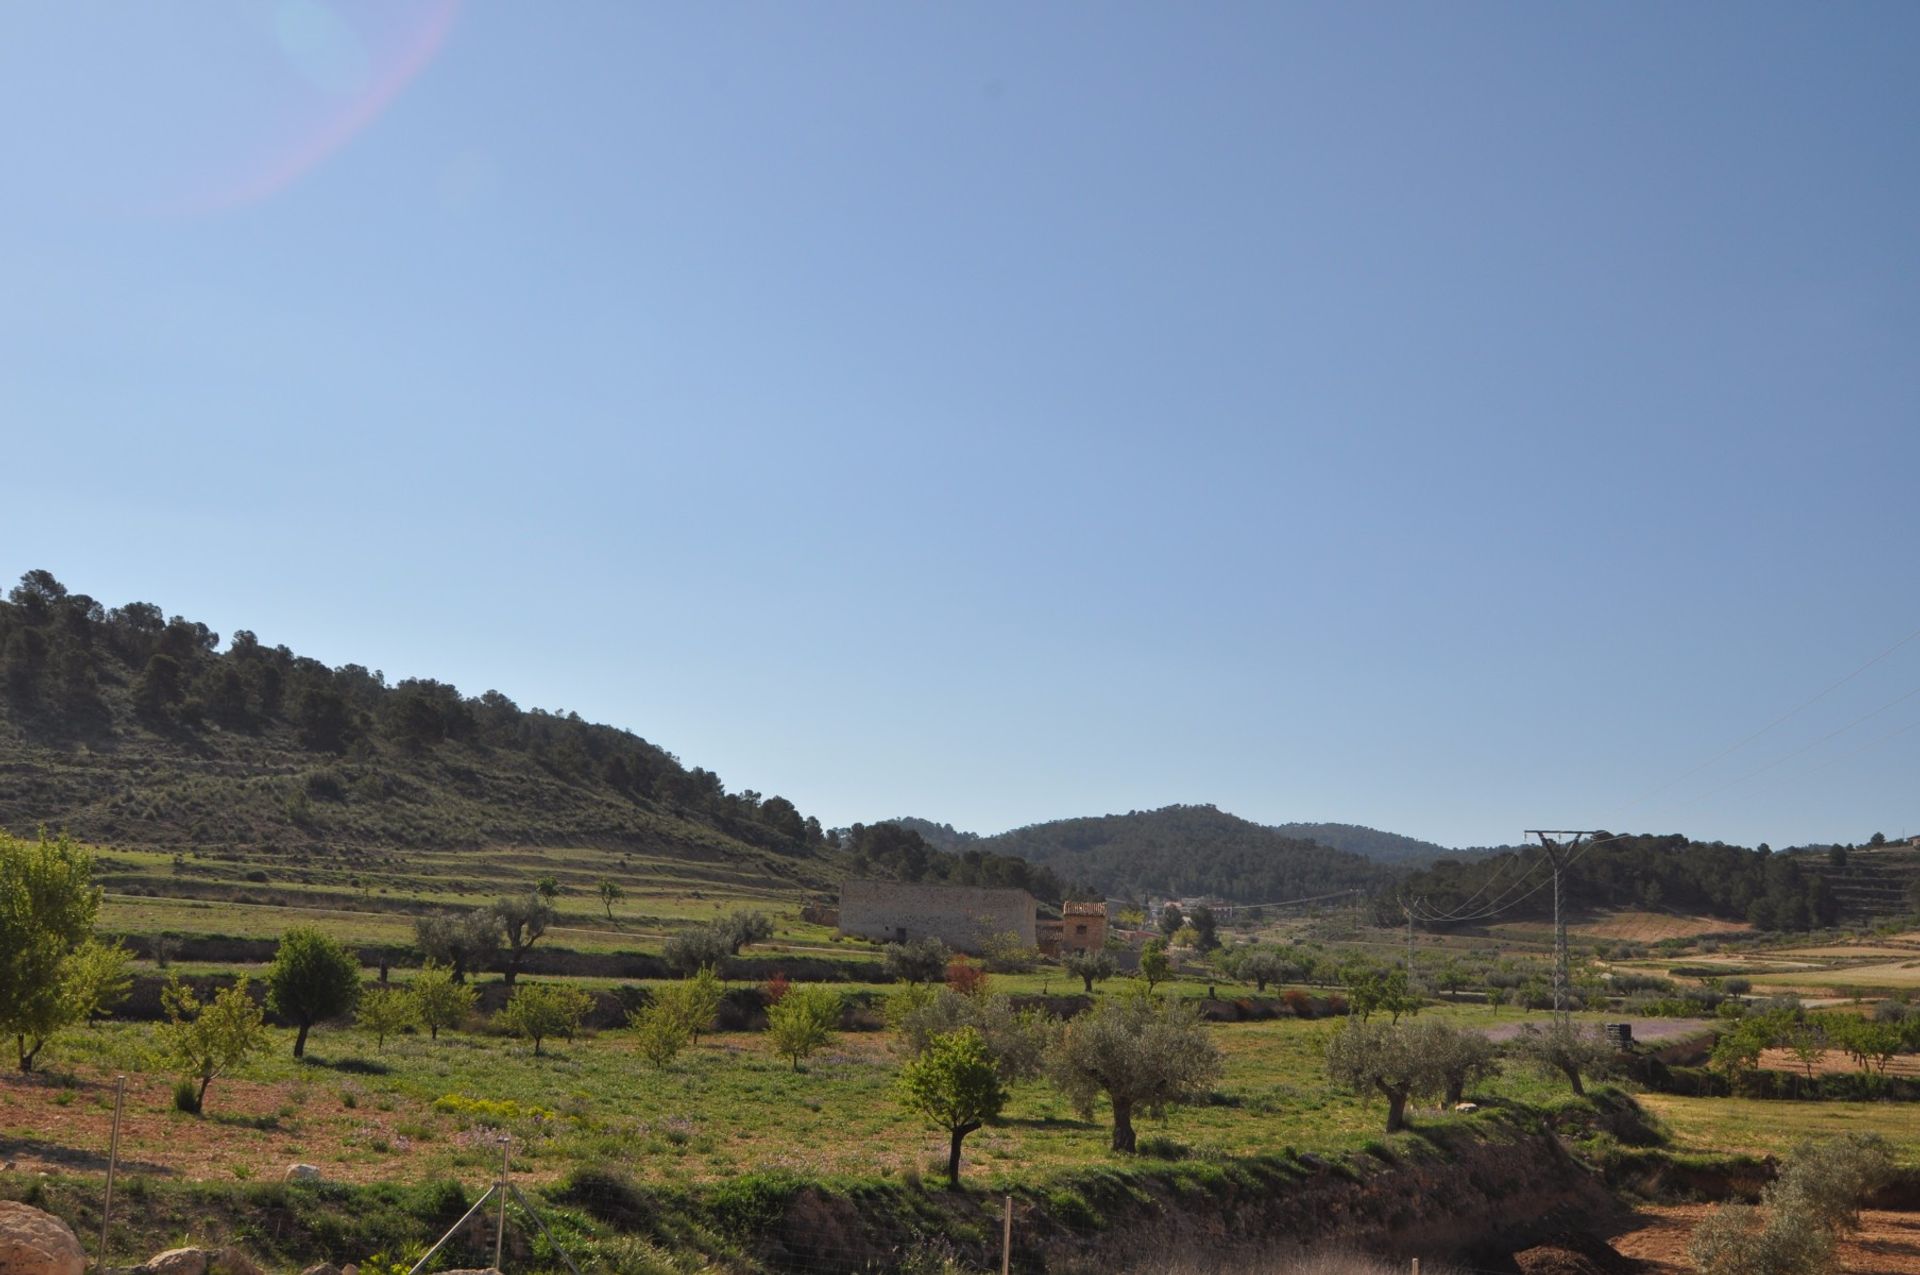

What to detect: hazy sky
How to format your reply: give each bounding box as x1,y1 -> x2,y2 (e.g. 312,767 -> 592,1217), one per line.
3,4 -> 1917,849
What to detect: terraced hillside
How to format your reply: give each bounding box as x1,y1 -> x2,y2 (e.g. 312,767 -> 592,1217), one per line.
0,572 -> 851,952
1809,844 -> 1920,923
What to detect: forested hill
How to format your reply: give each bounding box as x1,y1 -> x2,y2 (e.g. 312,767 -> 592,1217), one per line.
884,817 -> 980,854
1390,831 -> 1840,931
1269,821 -> 1463,864
0,570 -> 1041,898
971,804 -> 1389,903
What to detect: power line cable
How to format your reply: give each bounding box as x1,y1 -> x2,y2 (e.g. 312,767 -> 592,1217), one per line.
1653,680 -> 1920,818
1615,620 -> 1920,815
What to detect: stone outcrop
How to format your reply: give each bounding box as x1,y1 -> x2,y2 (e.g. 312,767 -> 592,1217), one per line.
129,1246 -> 261,1275
0,1202 -> 86,1275
138,1249 -> 208,1275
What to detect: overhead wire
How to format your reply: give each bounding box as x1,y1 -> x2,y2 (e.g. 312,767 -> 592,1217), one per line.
1652,679 -> 1920,819
1613,619 -> 1920,816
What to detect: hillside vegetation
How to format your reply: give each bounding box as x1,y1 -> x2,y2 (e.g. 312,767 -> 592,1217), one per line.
1270,821 -> 1507,865
1394,831 -> 1842,930
0,571 -> 1052,915
971,804 -> 1388,903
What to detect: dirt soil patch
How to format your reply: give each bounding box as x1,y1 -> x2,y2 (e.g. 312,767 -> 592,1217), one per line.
1570,912 -> 1753,942
1612,1205 -> 1920,1273
1760,1047 -> 1920,1079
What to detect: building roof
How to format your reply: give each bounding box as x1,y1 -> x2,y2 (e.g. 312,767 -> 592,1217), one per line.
1063,901 -> 1108,915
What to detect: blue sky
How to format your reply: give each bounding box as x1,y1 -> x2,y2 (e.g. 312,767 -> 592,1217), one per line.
3,4 -> 1916,849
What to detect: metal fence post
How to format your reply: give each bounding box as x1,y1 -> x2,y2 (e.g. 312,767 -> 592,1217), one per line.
99,1075 -> 127,1271
495,1138 -> 511,1272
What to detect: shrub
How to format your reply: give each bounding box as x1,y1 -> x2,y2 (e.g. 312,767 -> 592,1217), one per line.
172,1079 -> 201,1114
980,929 -> 1037,974
946,957 -> 987,997
883,938 -> 950,985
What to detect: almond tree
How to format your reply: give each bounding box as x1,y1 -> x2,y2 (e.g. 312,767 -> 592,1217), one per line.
161,976 -> 268,1113
899,1028 -> 1007,1187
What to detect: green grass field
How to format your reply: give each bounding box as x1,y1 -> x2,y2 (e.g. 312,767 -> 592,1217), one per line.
6,1000 -> 1579,1194
1640,1093 -> 1920,1164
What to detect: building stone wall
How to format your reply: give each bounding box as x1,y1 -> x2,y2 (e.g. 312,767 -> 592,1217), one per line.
1060,902 -> 1109,953
838,880 -> 1036,953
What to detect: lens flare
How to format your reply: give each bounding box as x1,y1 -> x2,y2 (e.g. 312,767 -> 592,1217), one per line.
183,0 -> 460,212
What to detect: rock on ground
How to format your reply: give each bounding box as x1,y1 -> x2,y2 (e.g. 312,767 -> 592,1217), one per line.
138,1249 -> 208,1275
0,1201 -> 87,1275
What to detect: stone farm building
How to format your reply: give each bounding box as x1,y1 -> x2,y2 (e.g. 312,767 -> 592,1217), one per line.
1037,900 -> 1110,955
838,880 -> 1037,954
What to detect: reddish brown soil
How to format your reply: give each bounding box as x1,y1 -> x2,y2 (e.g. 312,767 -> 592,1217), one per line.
1612,1205 -> 1920,1273
1758,1046 -> 1920,1079
0,1067 -> 439,1185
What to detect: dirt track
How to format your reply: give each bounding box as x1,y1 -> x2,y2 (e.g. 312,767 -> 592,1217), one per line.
1614,1206 -> 1920,1273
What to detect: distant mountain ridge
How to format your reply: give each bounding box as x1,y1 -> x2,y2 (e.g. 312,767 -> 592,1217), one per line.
891,810 -> 1493,873
953,804 -> 1391,903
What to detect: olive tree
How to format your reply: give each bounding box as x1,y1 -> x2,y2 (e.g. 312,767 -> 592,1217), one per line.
494,894 -> 555,986
665,911 -> 775,976
894,988 -> 1050,1082
1063,948 -> 1117,994
898,1028 -> 1008,1187
883,937 -> 950,985
1690,1133 -> 1895,1275
1324,1017 -> 1451,1132
1430,1022 -> 1500,1105
1046,988 -> 1224,1152
266,927 -> 362,1058
413,909 -> 500,983
1514,1017 -> 1615,1096
1234,948 -> 1291,994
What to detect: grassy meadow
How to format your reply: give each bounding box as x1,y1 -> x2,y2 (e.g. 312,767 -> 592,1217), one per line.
4,996 -> 1589,1193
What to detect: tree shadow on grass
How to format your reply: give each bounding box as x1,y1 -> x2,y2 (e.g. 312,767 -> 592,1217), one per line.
997,1114 -> 1098,1131
298,1055 -> 391,1076
0,1134 -> 172,1177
